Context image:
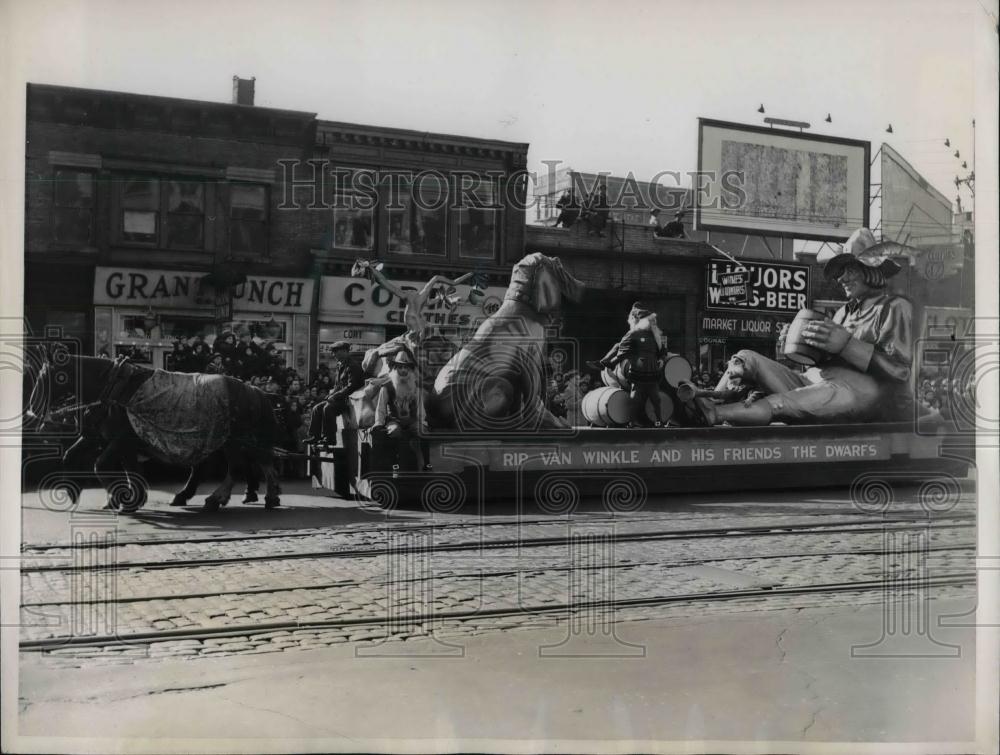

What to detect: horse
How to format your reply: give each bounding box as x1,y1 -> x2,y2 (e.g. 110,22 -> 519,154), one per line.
25,352 -> 281,512
433,252 -> 586,430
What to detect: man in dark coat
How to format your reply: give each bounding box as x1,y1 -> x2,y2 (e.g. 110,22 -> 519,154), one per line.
655,211 -> 688,239
305,340 -> 364,444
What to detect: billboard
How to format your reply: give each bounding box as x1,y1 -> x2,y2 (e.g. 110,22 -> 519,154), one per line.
696,118 -> 870,241
880,143 -> 953,246
705,258 -> 810,315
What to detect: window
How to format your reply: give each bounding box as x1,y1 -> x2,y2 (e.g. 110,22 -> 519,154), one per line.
457,176 -> 499,260
330,169 -> 374,251
121,177 -> 159,243
116,175 -> 208,249
387,174 -> 447,256
166,180 -> 205,248
230,184 -> 267,255
52,170 -> 95,246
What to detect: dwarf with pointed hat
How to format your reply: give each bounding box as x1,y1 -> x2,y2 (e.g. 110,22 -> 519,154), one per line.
678,228 -> 916,426
599,301 -> 667,427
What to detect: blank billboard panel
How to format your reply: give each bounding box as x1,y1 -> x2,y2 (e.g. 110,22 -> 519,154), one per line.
696,119 -> 870,241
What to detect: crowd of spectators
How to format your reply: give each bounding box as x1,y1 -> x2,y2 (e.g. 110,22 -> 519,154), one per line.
917,371 -> 977,416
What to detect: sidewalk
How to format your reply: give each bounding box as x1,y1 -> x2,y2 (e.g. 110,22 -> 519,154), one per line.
16,597 -> 978,750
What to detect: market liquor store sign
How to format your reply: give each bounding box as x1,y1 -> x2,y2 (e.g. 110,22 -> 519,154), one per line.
318,276 -> 507,328
474,435 -> 889,470
700,314 -> 790,338
94,267 -> 314,314
705,259 -> 810,314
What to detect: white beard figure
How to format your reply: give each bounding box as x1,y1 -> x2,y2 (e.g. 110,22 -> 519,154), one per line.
389,368 -> 420,418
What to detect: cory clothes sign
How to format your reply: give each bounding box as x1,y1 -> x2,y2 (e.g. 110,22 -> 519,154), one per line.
93,267 -> 314,314
318,276 -> 508,328
705,259 -> 810,315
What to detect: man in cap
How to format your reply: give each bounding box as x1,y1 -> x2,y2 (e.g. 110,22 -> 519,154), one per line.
305,340 -> 364,444
679,228 -> 915,425
655,210 -> 687,239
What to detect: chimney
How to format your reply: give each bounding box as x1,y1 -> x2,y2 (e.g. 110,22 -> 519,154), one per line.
232,76 -> 255,106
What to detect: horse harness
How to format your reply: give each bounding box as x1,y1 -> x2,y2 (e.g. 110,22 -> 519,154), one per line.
79,356 -> 145,439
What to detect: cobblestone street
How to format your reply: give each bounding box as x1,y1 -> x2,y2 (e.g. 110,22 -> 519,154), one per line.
18,485 -> 977,661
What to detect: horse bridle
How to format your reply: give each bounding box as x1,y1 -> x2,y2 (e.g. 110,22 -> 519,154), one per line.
34,355 -> 132,432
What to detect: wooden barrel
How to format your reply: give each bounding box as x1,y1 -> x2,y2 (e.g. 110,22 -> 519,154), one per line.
784,308 -> 826,365
662,354 -> 693,387
581,387 -> 631,427
645,390 -> 675,424
601,364 -> 628,390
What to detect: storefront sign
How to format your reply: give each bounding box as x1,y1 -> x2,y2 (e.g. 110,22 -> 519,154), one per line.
699,314 -> 791,338
705,259 -> 809,314
923,306 -> 973,338
465,435 -> 889,470
318,276 -> 507,328
93,267 -> 314,314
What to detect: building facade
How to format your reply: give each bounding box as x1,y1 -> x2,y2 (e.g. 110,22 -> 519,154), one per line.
25,82 -> 319,371
25,83 -> 528,375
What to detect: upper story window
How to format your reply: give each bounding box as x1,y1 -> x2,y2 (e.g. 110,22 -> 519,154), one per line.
230,184 -> 268,256
388,173 -> 447,257
116,174 -> 207,250
457,175 -> 500,261
52,169 -> 96,246
331,168 -> 375,252
121,177 -> 159,243
167,181 -> 205,248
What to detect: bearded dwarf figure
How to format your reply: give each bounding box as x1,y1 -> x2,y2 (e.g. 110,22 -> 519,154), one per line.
373,350 -> 426,470
433,253 -> 586,430
678,228 -> 916,426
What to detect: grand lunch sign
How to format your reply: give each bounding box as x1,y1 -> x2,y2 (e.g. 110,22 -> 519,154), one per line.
318,276 -> 508,328
93,267 -> 314,314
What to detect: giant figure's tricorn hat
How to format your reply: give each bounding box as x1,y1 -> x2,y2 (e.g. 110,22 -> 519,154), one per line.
817,228 -> 905,280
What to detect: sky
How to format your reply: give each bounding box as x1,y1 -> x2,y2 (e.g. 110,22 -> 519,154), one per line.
1,0 -> 993,212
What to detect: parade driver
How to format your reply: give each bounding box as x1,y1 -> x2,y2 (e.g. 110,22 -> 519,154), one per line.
679,228 -> 915,426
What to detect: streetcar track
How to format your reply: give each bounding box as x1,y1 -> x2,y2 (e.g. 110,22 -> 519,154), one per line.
20,543 -> 974,607
21,512 -> 976,553
19,572 -> 976,651
21,519 -> 975,573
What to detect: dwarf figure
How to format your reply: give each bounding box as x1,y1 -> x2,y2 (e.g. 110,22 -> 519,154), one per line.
373,349 -> 426,471
600,302 -> 667,427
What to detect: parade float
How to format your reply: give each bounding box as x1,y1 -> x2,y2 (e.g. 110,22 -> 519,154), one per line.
313,248 -> 972,508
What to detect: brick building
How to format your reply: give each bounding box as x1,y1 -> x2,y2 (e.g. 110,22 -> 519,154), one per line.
25,82 -> 319,370
24,82 -> 529,374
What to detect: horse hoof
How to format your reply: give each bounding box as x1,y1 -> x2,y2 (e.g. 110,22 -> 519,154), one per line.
169,496 -> 188,507
203,498 -> 222,512
264,497 -> 281,510
242,492 -> 259,504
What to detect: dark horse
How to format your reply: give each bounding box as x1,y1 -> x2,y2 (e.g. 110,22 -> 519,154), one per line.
26,353 -> 281,512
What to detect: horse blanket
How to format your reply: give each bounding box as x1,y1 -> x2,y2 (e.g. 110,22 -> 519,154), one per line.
125,371 -> 231,466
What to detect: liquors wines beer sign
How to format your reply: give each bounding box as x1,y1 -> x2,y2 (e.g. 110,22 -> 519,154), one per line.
705,259 -> 810,314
